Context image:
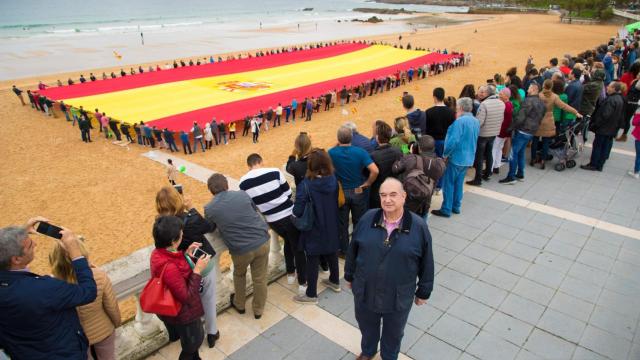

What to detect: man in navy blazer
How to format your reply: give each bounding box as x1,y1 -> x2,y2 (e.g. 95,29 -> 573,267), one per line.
0,217 -> 97,360
345,179 -> 434,360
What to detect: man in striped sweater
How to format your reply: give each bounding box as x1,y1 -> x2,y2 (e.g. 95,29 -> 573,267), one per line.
239,153 -> 307,292
467,85 -> 505,186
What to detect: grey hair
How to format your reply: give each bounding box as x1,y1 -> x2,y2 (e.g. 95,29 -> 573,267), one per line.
457,97 -> 473,113
380,177 -> 405,193
337,125 -> 353,144
343,121 -> 357,131
478,85 -> 488,94
487,85 -> 496,96
0,226 -> 28,271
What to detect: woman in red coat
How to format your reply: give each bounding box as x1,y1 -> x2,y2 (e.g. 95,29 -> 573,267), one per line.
150,216 -> 211,360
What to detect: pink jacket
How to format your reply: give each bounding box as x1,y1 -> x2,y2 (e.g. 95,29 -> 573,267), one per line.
632,113 -> 640,141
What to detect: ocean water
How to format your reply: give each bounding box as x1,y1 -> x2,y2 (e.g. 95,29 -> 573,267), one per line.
0,0 -> 468,39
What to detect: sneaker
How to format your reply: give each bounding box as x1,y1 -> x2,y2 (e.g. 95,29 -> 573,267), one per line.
431,209 -> 451,218
466,179 -> 482,186
499,177 -> 517,185
321,279 -> 341,292
298,284 -> 308,294
293,294 -> 318,304
515,175 -> 525,182
628,171 -> 640,179
287,274 -> 295,285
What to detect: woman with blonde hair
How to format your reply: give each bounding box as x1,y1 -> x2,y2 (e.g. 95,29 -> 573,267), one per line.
532,79 -> 582,169
286,132 -> 313,186
49,238 -> 121,360
390,116 -> 416,154
155,186 -> 220,348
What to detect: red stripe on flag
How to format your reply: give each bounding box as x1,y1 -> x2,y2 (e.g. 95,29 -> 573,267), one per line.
38,43 -> 369,99
147,52 -> 457,132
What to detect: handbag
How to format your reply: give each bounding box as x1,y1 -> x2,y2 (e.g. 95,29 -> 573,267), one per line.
291,182 -> 315,231
140,263 -> 182,317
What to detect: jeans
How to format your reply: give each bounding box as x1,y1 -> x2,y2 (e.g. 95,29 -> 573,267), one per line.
193,137 -> 205,152
508,131 -> 533,178
81,129 -> 91,142
167,140 -> 179,152
355,301 -> 411,360
63,111 -> 71,122
163,318 -> 204,360
200,272 -> 218,335
473,136 -> 495,180
182,142 -> 192,154
269,217 -> 306,285
305,109 -> 312,121
338,188 -> 369,252
306,253 -> 339,298
221,133 -> 227,144
434,139 -> 445,189
252,131 -> 259,143
590,134 -> 614,170
440,163 -> 468,216
635,140 -> 640,173
531,136 -> 551,162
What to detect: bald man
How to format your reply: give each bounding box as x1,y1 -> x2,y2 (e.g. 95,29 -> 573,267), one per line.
345,178 -> 434,360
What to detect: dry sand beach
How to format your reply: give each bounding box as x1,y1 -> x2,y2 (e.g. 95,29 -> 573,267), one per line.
0,13 -> 618,318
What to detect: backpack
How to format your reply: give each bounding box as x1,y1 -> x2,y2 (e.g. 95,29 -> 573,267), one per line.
627,79 -> 640,105
403,155 -> 434,215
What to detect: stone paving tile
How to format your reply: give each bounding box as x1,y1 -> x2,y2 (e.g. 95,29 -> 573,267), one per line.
463,280 -> 508,309
534,251 -> 573,273
514,230 -> 550,249
493,253 -> 531,276
572,346 -> 609,360
447,254 -> 487,278
512,278 -> 555,307
407,303 -> 444,331
579,325 -> 632,360
229,335 -> 289,360
474,232 -> 512,251
597,288 -> 640,320
262,316 -> 316,352
317,288 -> 353,317
498,293 -> 546,325
446,295 -> 495,328
503,241 -> 540,262
523,329 -> 576,360
542,238 -> 582,260
536,308 -> 587,343
285,333 -> 348,360
437,267 -> 475,293
576,249 -> 616,272
583,238 -> 621,259
560,276 -> 603,303
568,262 -> 609,287
466,330 -> 521,360
550,229 -> 590,248
427,284 -> 460,312
483,311 -> 534,347
486,222 -> 522,240
400,324 -> 423,354
428,313 -> 480,350
461,243 -> 500,264
407,333 -> 462,360
437,233 -> 472,253
547,291 -> 595,323
478,265 -> 520,292
523,263 -> 566,289
588,306 -> 636,341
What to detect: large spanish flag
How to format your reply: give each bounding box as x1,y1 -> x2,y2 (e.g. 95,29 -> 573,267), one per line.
39,44 -> 454,131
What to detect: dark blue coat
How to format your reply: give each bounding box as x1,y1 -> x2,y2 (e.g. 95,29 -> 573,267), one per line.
0,258 -> 97,360
292,175 -> 340,256
345,209 -> 434,314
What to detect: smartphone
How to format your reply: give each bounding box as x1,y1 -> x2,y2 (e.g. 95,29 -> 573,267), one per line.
36,222 -> 63,239
173,184 -> 183,195
192,247 -> 209,260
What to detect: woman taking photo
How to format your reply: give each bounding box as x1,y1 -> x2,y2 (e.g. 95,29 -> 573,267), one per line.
155,186 -> 219,348
293,149 -> 341,304
151,215 -> 211,359
49,238 -> 121,360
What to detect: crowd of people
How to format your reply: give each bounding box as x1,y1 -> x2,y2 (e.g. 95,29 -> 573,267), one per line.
3,30 -> 640,360
12,40 -> 466,153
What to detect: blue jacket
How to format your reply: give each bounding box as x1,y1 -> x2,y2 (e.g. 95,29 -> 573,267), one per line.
345,209 -> 434,313
0,258 -> 97,360
293,175 -> 340,256
443,113 -> 480,167
407,109 -> 427,136
565,79 -> 583,111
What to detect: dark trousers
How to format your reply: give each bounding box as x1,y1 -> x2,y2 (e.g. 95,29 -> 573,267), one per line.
81,129 -> 91,142
149,136 -> 156,148
269,217 -> 306,285
213,132 -> 219,145
590,134 -> 614,170
183,142 -> 192,154
355,301 -> 411,360
292,110 -> 297,120
164,319 -> 204,360
242,126 -> 250,136
306,253 -> 339,298
274,115 -> 281,126
136,134 -> 143,144
473,136 -> 495,181
338,189 -> 368,252
531,136 -> 551,162
167,140 -> 179,152
305,110 -> 312,121
252,131 -> 259,143
124,132 -> 133,142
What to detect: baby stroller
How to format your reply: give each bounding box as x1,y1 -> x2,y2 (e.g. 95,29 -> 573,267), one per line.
548,119 -> 585,171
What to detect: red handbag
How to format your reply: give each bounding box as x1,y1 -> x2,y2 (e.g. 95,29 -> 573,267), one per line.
140,264 -> 182,316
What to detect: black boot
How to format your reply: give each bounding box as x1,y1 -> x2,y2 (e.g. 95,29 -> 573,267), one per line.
207,331 -> 220,348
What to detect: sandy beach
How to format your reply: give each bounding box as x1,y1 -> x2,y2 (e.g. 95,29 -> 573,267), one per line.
0,13 -> 618,318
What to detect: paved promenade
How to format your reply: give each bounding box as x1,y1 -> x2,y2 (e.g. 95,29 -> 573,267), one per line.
146,137 -> 640,360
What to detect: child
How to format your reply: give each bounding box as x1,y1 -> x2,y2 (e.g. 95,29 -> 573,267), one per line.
229,121 -> 236,139
629,108 -> 640,179
167,159 -> 178,185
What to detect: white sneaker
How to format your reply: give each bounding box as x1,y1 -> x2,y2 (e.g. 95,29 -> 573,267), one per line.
628,171 -> 640,179
298,284 -> 307,294
287,274 -> 295,285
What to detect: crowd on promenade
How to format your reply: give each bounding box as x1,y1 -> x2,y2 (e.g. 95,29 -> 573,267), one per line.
12,40 -> 467,150
3,30 -> 640,360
